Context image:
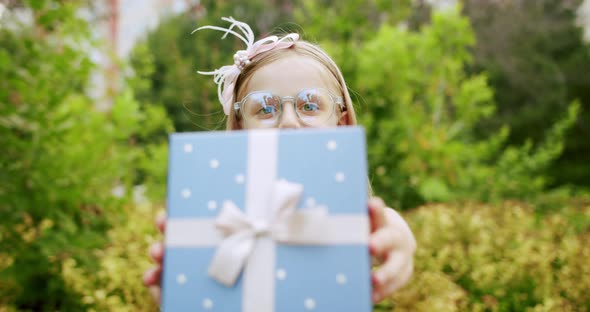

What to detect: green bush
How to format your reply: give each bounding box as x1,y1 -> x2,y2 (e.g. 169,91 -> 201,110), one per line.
347,7 -> 579,209
0,2 -> 171,310
59,202 -> 161,312
7,198 -> 587,312
387,200 -> 590,311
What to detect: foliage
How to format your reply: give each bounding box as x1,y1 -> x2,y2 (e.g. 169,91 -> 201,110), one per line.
0,202 -> 161,311
5,198 -> 588,311
351,7 -> 579,208
0,1 -> 171,309
293,0 -> 413,101
387,200 -> 590,311
462,0 -> 590,188
59,203 -> 161,312
297,0 -> 413,38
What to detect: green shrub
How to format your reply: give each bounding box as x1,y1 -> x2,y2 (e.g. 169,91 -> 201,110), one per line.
348,7 -> 579,209
0,2 -> 171,309
387,201 -> 590,311
60,202 -> 161,312
11,199 -> 587,312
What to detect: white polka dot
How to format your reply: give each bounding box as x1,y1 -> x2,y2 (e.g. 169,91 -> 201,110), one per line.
276,268 -> 287,280
336,273 -> 347,285
335,172 -> 345,183
202,298 -> 214,310
327,140 -> 337,151
183,143 -> 193,153
209,159 -> 219,169
176,274 -> 187,285
181,188 -> 191,199
207,200 -> 217,211
305,197 -> 316,208
304,298 -> 316,310
235,174 -> 245,184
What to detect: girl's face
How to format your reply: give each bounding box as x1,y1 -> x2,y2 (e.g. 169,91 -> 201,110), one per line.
237,54 -> 348,129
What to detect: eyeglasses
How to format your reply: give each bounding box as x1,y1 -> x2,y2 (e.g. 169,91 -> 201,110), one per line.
234,88 -> 346,128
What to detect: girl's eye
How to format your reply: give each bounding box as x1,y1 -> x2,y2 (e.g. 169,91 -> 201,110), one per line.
258,105 -> 277,115
255,94 -> 279,116
301,103 -> 319,112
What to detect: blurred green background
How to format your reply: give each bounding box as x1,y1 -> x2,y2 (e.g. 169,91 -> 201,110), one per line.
1,0 -> 589,311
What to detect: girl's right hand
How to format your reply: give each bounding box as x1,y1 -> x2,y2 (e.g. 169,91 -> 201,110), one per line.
143,213 -> 166,303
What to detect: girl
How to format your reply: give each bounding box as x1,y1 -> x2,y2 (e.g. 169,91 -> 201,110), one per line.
144,17 -> 416,305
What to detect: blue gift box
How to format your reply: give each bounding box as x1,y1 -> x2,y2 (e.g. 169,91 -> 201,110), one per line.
163,127 -> 372,312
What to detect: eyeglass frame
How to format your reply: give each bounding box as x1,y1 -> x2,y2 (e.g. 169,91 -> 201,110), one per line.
233,88 -> 347,127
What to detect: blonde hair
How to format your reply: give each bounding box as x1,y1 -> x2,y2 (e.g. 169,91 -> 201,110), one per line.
226,40 -> 357,130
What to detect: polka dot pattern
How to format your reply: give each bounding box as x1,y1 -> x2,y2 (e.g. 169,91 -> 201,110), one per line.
176,274 -> 187,285
235,174 -> 245,184
202,298 -> 213,310
336,273 -> 347,285
181,188 -> 191,199
326,140 -> 337,151
304,298 -> 316,310
276,268 -> 287,281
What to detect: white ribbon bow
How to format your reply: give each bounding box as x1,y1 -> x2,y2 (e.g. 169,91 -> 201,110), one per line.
208,179 -> 327,287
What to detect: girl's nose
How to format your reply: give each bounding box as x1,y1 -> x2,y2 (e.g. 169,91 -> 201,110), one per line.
278,100 -> 301,129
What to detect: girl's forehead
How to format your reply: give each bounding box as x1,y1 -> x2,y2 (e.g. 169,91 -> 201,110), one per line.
244,55 -> 339,95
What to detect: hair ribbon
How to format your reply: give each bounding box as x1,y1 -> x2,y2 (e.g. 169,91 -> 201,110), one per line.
193,17 -> 300,115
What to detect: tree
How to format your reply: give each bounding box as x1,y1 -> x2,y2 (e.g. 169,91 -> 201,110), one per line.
463,0 -> 590,188
0,1 -> 164,309
354,7 -> 578,208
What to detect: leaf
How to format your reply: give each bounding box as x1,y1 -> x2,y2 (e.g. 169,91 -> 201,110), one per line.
418,177 -> 452,202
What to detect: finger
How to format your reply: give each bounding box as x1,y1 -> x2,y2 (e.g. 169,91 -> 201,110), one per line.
383,209 -> 417,254
143,266 -> 162,286
377,260 -> 414,301
372,252 -> 411,301
149,285 -> 162,304
150,241 -> 165,263
373,268 -> 412,303
372,251 -> 406,288
156,211 -> 166,234
369,226 -> 402,260
368,197 -> 386,233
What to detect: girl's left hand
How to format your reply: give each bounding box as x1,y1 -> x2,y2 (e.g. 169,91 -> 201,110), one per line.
368,197 -> 416,303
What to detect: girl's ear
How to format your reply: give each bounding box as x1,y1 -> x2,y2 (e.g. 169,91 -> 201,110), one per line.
226,113 -> 244,130
338,110 -> 350,126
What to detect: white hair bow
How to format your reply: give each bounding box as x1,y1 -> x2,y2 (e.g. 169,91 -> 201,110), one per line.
194,17 -> 300,115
